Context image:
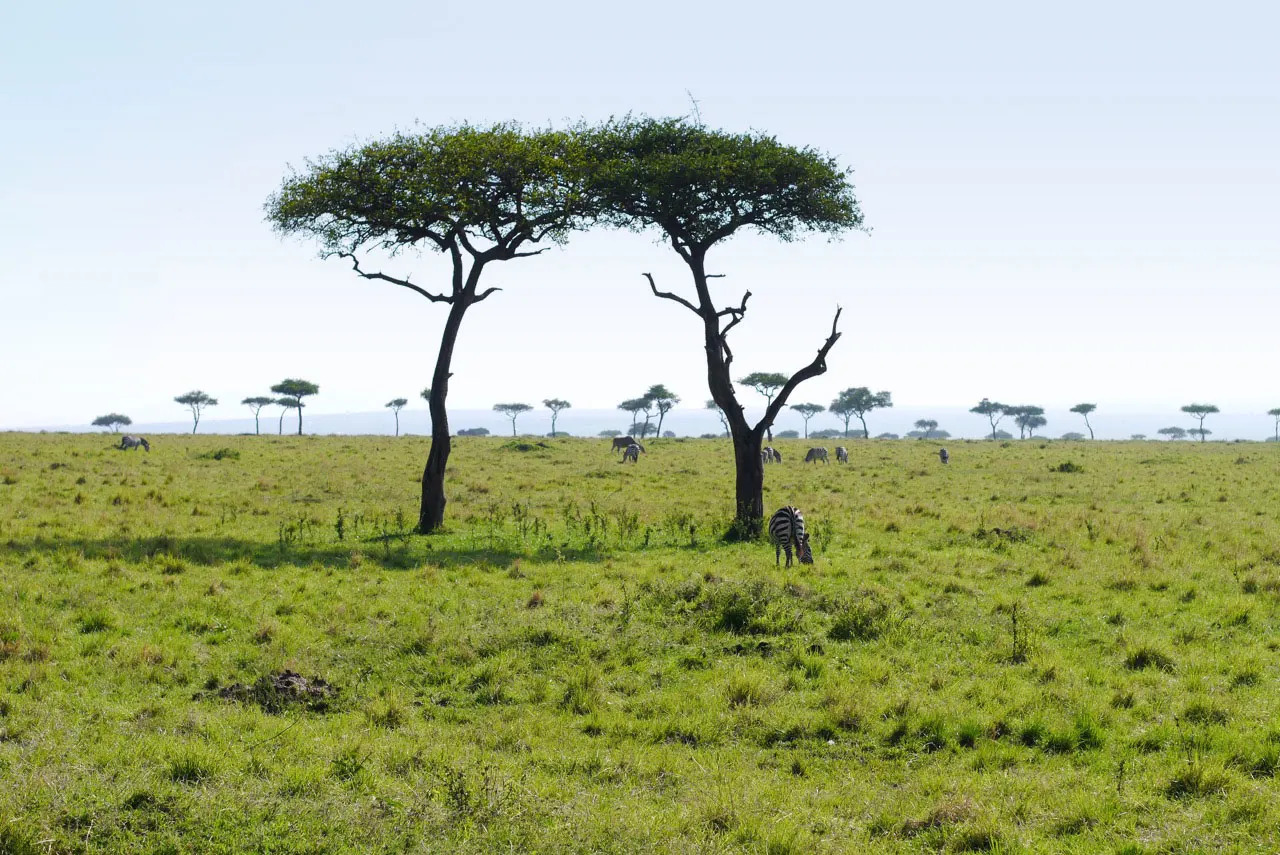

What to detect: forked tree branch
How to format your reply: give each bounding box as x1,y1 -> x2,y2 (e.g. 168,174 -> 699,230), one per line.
642,273 -> 700,315
758,306 -> 843,433
339,253 -> 454,303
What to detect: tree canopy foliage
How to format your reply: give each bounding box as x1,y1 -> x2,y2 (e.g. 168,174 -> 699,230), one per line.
91,413 -> 131,432
267,124 -> 602,533
1180,403 -> 1218,442
830,388 -> 892,438
174,391 -> 217,435
494,403 -> 533,436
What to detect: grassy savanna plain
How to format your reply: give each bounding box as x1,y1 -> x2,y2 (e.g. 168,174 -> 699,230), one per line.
2,433 -> 1280,854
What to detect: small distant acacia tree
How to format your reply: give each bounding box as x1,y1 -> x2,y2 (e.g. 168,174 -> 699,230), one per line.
386,398 -> 409,437
1269,408 -> 1280,442
276,397 -> 302,435
1009,406 -> 1046,439
271,380 -> 319,435
175,391 -> 217,434
1157,426 -> 1187,441
789,403 -> 825,438
1070,403 -> 1097,440
618,397 -> 652,437
1180,403 -> 1218,442
543,399 -> 571,436
1131,434 -> 1147,440
830,388 -> 892,439
494,403 -> 533,437
645,385 -> 680,438
1189,428 -> 1212,441
970,398 -> 1009,440
242,397 -> 274,435
267,123 -> 597,534
92,413 -> 131,433
913,419 -> 938,439
599,430 -> 622,438
706,399 -> 729,436
737,372 -> 789,442
586,116 -> 863,537
628,422 -> 657,438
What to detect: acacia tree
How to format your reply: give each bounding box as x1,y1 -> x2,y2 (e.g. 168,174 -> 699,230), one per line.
92,413 -> 131,433
1070,403 -> 1097,440
386,398 -> 408,437
913,419 -> 938,439
494,403 -> 532,437
737,372 -> 789,443
270,379 -> 319,435
645,385 -> 680,438
586,117 -> 863,536
829,387 -> 892,439
242,397 -> 274,435
618,398 -> 650,436
1180,403 -> 1219,442
175,391 -> 217,434
706,399 -> 730,436
268,125 -> 597,533
542,398 -> 571,436
276,397 -> 301,435
1157,426 -> 1187,441
790,403 -> 825,438
1009,405 -> 1046,439
970,398 -> 1009,440
1189,428 -> 1212,441
1269,408 -> 1280,442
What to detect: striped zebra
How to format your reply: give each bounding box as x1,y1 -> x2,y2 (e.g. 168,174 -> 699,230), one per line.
835,446 -> 848,463
760,446 -> 782,465
938,448 -> 949,464
621,443 -> 640,463
804,447 -> 829,464
768,506 -> 813,567
119,435 -> 150,452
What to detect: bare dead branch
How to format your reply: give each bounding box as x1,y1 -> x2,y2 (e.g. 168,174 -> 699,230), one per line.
338,253 -> 454,303
758,305 -> 843,432
472,286 -> 503,303
643,273 -> 700,315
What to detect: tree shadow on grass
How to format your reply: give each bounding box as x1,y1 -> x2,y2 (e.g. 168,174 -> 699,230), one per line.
0,534 -> 608,571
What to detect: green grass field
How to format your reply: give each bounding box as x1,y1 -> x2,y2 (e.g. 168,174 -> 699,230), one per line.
2,432 -> 1279,853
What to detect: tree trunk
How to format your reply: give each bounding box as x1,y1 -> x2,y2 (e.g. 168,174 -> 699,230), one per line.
278,410 -> 285,435
419,296 -> 471,534
394,412 -> 400,437
858,414 -> 869,438
254,413 -> 260,435
732,430 -> 766,538
192,412 -> 198,435
1084,416 -> 1093,440
297,406 -> 303,436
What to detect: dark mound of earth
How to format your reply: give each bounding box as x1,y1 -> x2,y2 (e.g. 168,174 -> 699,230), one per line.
207,670 -> 338,713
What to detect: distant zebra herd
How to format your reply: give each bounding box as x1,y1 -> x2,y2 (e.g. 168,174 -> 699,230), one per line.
604,435 -> 949,565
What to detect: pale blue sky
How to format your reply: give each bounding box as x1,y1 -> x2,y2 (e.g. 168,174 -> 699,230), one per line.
3,1 -> 1277,435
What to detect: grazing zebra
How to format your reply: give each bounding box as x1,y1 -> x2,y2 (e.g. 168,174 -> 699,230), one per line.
835,446 -> 848,463
770,447 -> 782,463
804,447 -> 829,464
119,435 -> 150,452
768,506 -> 814,567
938,448 -> 949,464
621,443 -> 640,463
761,446 -> 782,464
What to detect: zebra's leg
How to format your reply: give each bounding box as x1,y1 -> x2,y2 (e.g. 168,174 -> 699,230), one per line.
784,544 -> 793,568
775,542 -> 781,566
